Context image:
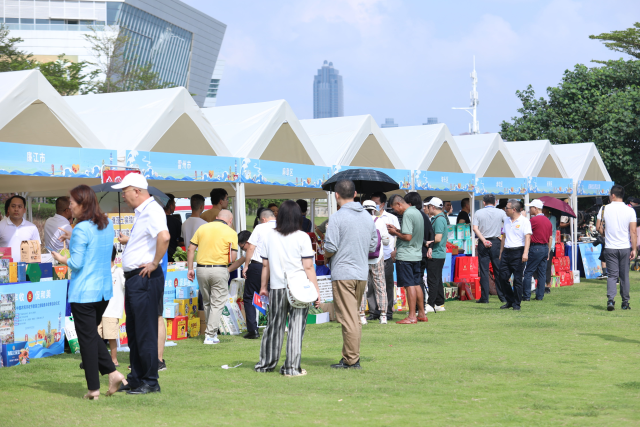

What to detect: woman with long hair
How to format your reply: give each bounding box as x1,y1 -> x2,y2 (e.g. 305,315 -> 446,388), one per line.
254,200 -> 320,376
52,185 -> 124,399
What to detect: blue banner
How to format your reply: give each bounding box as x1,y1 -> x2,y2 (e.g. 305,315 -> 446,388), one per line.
0,141 -> 116,178
528,177 -> 573,194
414,171 -> 475,192
578,243 -> 603,279
0,280 -> 67,362
125,150 -> 240,182
475,177 -> 528,196
332,165 -> 412,190
577,180 -> 613,196
240,158 -> 330,188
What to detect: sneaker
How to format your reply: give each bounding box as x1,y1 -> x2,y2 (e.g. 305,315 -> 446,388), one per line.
607,300 -> 615,311
622,302 -> 630,310
158,359 -> 167,371
380,315 -> 387,324
435,305 -> 445,312
360,315 -> 368,325
425,305 -> 435,313
204,335 -> 220,345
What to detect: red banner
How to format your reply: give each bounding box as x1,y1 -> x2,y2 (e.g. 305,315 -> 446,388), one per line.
102,169 -> 140,184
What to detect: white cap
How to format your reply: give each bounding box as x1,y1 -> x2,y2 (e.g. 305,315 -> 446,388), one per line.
111,173 -> 148,190
426,197 -> 443,208
526,199 -> 544,209
362,200 -> 378,211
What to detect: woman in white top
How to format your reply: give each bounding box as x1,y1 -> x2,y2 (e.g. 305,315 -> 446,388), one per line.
360,201 -> 391,324
99,246 -> 126,367
254,200 -> 320,377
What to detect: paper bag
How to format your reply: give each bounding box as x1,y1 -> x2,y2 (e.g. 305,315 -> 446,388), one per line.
20,240 -> 41,263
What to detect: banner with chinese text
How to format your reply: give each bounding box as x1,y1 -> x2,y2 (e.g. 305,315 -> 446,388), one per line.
414,170 -> 475,192
125,150 -> 239,182
475,177 -> 528,196
241,158 -> 329,188
528,177 -> 573,194
577,180 -> 613,196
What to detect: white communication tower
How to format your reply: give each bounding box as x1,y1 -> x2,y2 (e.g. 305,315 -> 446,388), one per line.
452,56 -> 479,134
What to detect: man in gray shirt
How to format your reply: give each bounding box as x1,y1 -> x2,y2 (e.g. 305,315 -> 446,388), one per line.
472,194 -> 507,303
325,180 -> 378,370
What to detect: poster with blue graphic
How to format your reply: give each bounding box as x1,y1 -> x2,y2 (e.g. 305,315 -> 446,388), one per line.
332,165 -> 412,190
578,243 -> 603,279
240,158 -> 329,188
475,177 -> 528,196
528,177 -> 573,194
577,180 -> 613,196
414,170 -> 475,192
0,141 -> 116,178
125,150 -> 239,183
0,280 -> 67,364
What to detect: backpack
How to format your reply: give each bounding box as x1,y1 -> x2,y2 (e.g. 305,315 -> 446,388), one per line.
368,218 -> 382,259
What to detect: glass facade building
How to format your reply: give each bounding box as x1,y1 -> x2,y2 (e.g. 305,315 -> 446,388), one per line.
423,117 -> 439,125
313,60 -> 344,119
381,118 -> 398,128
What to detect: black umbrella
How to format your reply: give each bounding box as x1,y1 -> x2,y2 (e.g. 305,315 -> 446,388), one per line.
322,169 -> 400,194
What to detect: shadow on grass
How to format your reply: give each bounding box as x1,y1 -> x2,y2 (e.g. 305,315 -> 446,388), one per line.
578,333 -> 640,344
588,304 -> 607,311
28,380 -> 84,398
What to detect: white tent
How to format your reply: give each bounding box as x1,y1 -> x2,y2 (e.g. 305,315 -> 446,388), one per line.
552,143 -> 611,183
203,100 -> 324,166
504,140 -> 568,178
0,70 -> 102,148
454,133 -> 523,177
65,87 -> 229,156
381,124 -> 470,173
301,115 -> 404,169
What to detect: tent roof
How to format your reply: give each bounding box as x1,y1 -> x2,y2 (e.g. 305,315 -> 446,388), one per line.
504,140 -> 568,178
202,100 -> 325,166
0,70 -> 102,148
381,124 -> 471,173
454,133 -> 523,177
552,143 -> 611,182
65,87 -> 229,156
300,115 -> 404,169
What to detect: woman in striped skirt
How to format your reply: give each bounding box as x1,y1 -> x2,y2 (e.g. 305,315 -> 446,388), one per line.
254,200 -> 321,377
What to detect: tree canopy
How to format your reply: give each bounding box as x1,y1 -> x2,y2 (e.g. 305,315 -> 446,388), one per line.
589,22 -> 640,61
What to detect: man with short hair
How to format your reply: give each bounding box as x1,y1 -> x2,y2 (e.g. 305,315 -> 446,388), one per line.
404,192 -> 434,313
457,198 -> 471,224
387,194 -> 426,324
44,196 -> 72,252
443,200 -> 453,216
241,209 -> 276,339
325,180 -> 378,369
113,174 -> 170,394
0,195 -> 40,262
187,210 -> 238,344
164,194 -> 183,260
181,194 -> 207,249
425,197 -> 448,312
522,200 -> 552,301
498,199 -> 531,311
296,199 -> 313,232
597,185 -> 637,311
473,194 -> 507,303
201,188 -> 229,223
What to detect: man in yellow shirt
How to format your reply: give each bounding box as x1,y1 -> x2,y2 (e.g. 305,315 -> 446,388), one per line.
187,210 -> 238,344
200,188 -> 229,223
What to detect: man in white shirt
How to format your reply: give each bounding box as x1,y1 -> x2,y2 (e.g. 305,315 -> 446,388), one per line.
113,174 -> 170,395
0,195 -> 40,260
498,199 -> 532,311
241,209 -> 277,339
597,185 -> 637,311
181,194 -> 207,249
43,197 -> 73,252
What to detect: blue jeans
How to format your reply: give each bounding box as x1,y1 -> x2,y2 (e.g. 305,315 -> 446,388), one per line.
522,244 -> 548,300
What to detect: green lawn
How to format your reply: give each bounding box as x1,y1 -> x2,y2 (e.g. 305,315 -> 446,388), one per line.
3,274 -> 640,426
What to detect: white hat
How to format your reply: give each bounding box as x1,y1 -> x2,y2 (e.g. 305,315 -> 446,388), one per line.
526,199 -> 544,209
426,197 -> 444,208
362,200 -> 378,211
111,173 -> 148,190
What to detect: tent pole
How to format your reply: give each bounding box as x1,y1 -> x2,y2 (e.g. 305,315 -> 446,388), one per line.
470,191 -> 475,257
310,198 -> 316,228
572,183 -> 578,275
235,183 -> 246,232
524,193 -> 530,217
27,195 -> 32,222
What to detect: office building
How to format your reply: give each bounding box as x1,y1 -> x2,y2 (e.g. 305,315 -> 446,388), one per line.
423,117 -> 438,125
313,60 -> 343,119
1,0 -> 226,107
204,59 -> 225,108
380,118 -> 398,128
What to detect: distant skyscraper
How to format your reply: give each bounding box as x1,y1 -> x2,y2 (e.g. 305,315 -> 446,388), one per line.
204,59 -> 225,108
381,118 -> 399,128
313,60 -> 344,119
423,117 -> 438,125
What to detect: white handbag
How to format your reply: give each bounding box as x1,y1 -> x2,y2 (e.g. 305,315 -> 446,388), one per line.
274,234 -> 318,309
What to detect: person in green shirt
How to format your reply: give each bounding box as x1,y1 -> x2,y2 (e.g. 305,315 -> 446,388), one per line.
425,197 -> 449,311
387,194 -> 426,324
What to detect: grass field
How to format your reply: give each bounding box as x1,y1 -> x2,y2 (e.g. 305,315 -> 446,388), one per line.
2,274 -> 640,426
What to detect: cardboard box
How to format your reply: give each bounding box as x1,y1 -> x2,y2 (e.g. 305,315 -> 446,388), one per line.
188,317 -> 199,338
226,301 -> 247,333
26,263 -> 41,282
8,262 -> 17,283
198,310 -> 206,335
173,297 -> 198,319
53,266 -> 69,281
38,262 -> 52,279
175,286 -> 193,300
447,225 -> 456,240
0,247 -> 11,260
20,240 -> 41,263
166,316 -> 188,341
444,285 -> 459,301
2,342 -> 29,367
17,263 -> 26,282
307,312 -> 330,324
163,303 -> 179,318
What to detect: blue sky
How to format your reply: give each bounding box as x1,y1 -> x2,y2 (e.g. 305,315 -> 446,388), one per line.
184,0 -> 640,135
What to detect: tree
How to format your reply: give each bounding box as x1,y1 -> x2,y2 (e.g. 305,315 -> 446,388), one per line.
500,59 -> 640,196
0,24 -> 35,71
590,22 -> 640,61
37,55 -> 99,96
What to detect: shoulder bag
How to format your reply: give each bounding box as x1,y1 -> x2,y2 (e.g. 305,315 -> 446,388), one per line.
274,232 -> 318,309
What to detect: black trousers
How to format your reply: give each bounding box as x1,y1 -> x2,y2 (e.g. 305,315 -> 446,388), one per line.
426,257 -> 446,307
243,262 -> 263,333
498,247 -> 525,308
125,268 -> 164,389
367,258 -> 395,317
70,300 -> 116,390
478,238 -> 505,302
546,249 -> 555,285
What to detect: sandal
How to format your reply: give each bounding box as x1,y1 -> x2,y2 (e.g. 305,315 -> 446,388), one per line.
396,318 -> 417,324
284,369 -> 307,377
